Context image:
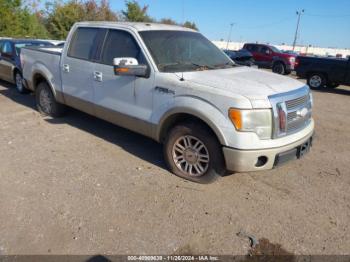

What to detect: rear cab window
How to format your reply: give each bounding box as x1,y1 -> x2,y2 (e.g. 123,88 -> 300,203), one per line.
68,27 -> 105,61
245,44 -> 259,53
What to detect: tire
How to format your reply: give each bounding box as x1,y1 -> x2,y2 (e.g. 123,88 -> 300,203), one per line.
164,122 -> 225,183
35,82 -> 66,117
307,73 -> 326,90
272,62 -> 286,75
14,71 -> 29,94
247,58 -> 255,67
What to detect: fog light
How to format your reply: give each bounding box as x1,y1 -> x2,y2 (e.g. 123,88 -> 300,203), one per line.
255,156 -> 268,167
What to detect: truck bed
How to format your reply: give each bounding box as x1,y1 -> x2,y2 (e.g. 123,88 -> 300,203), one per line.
21,46 -> 62,93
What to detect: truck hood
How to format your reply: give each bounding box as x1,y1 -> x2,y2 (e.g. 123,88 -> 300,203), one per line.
182,66 -> 305,101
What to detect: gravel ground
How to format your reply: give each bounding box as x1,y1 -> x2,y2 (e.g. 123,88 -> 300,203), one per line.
0,78 -> 349,256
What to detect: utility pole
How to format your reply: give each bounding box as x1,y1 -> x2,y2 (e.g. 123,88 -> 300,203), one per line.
226,23 -> 235,50
181,0 -> 185,24
292,9 -> 304,51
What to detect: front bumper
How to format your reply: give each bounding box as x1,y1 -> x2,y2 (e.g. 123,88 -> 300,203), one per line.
223,131 -> 314,172
286,63 -> 294,71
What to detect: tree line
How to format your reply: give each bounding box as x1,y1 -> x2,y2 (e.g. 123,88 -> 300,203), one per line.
0,0 -> 199,40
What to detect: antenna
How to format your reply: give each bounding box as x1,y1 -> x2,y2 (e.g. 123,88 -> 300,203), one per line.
180,71 -> 185,81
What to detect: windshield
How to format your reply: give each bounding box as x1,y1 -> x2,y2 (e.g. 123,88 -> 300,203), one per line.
140,31 -> 235,72
15,42 -> 52,55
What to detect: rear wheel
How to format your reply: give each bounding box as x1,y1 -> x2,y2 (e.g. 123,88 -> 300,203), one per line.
272,62 -> 286,75
35,82 -> 66,117
164,122 -> 224,183
307,73 -> 326,90
14,71 -> 28,94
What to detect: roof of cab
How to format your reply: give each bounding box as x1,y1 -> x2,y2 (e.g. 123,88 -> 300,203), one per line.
73,21 -> 197,32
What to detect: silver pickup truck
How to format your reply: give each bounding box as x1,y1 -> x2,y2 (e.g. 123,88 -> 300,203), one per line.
21,22 -> 314,183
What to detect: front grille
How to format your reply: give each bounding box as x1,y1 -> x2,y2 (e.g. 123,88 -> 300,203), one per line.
286,95 -> 308,110
269,86 -> 312,138
286,95 -> 311,134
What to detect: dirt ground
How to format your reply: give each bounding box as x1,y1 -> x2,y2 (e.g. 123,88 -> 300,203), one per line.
0,77 -> 349,257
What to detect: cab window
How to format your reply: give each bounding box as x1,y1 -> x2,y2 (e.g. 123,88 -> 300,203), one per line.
260,46 -> 270,54
2,41 -> 13,55
68,27 -> 100,60
246,44 -> 259,52
100,29 -> 146,66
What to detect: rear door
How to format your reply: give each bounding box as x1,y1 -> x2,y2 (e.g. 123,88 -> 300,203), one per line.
246,44 -> 264,67
92,28 -> 155,136
257,46 -> 273,67
61,27 -> 106,115
0,41 -> 15,82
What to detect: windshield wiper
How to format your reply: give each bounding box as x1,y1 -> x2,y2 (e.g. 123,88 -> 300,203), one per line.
213,62 -> 235,69
191,63 -> 215,70
159,62 -> 214,71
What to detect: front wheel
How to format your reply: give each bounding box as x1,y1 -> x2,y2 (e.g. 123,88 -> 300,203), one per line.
272,62 -> 286,75
307,73 -> 326,90
35,82 -> 66,117
164,122 -> 225,183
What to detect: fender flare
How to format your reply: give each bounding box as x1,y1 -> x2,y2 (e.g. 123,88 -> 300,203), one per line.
31,65 -> 64,103
152,96 -> 230,146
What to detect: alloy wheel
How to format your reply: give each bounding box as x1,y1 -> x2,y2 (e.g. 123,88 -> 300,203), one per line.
172,135 -> 210,177
309,75 -> 322,88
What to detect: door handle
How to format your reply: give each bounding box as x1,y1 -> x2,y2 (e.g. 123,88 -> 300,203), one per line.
63,64 -> 70,73
93,71 -> 103,82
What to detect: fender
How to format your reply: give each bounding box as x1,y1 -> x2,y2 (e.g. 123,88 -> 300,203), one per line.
272,56 -> 285,65
152,95 -> 231,146
30,63 -> 65,104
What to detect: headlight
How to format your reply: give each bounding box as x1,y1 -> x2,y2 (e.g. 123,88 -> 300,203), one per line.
229,108 -> 272,139
289,57 -> 296,63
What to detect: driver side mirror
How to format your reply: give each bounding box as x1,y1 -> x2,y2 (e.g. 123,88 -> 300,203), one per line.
113,57 -> 148,77
265,49 -> 271,55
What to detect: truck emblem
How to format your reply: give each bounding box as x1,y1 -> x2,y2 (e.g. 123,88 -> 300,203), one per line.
297,107 -> 308,118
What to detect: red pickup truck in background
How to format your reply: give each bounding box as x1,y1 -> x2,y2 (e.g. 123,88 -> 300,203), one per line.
243,43 -> 296,75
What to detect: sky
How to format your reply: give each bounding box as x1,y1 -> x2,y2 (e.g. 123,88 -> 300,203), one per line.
110,0 -> 350,49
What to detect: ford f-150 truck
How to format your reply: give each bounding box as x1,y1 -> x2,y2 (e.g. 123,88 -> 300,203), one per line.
21,22 -> 314,183
243,43 -> 297,75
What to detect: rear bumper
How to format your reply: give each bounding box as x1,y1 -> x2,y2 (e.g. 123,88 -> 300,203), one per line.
223,130 -> 314,172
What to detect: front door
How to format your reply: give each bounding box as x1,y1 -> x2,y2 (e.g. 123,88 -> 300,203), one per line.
92,29 -> 155,137
61,27 -> 105,115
